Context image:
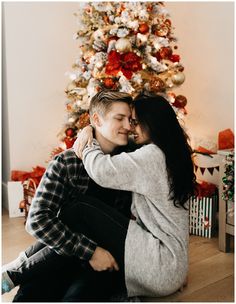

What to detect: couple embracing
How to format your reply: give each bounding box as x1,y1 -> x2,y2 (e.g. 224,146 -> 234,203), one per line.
2,90 -> 195,301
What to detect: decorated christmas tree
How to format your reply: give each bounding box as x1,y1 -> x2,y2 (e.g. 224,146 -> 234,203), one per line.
57,2 -> 187,151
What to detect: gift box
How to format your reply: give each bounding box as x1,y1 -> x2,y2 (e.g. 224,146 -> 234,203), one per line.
189,192 -> 218,238
10,166 -> 45,221
193,153 -> 221,186
7,181 -> 24,218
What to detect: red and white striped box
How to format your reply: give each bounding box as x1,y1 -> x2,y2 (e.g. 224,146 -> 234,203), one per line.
189,193 -> 218,238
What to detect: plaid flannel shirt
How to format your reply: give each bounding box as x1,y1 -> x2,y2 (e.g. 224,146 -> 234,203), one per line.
26,148 -> 132,261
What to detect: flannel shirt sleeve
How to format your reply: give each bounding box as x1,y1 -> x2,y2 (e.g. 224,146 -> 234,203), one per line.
25,153 -> 97,260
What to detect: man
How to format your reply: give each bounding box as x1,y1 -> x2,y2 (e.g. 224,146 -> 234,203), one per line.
12,90 -> 134,302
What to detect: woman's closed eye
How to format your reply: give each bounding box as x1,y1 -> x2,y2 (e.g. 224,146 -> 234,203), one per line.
130,119 -> 139,126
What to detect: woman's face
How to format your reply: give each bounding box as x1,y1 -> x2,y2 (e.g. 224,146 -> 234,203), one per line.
131,108 -> 151,145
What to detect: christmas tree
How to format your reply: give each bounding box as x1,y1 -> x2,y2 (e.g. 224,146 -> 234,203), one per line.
57,2 -> 187,151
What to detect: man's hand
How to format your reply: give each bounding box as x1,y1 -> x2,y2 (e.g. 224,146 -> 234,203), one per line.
73,125 -> 94,159
89,246 -> 119,272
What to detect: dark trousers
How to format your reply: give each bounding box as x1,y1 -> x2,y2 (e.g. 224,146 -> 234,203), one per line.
12,194 -> 130,302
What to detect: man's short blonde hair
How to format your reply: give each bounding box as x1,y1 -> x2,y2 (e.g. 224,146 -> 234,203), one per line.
89,90 -> 133,118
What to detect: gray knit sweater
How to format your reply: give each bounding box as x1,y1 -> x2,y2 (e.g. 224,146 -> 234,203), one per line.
83,140 -> 189,297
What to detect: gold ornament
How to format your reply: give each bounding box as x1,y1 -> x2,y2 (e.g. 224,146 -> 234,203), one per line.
149,77 -> 166,92
171,72 -> 185,85
115,38 -> 132,53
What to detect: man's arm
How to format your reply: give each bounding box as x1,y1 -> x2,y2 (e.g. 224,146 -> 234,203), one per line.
25,152 -> 97,260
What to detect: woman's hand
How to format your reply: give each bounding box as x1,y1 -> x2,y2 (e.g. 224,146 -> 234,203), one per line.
89,246 -> 119,272
73,125 -> 94,159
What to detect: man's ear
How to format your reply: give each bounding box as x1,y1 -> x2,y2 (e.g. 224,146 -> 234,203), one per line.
91,112 -> 102,127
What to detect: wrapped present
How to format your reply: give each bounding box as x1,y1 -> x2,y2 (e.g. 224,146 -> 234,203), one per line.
7,181 -> 24,218
193,152 -> 221,186
11,166 -> 45,222
218,129 -> 234,150
196,181 -> 218,198
11,166 -> 46,187
189,190 -> 218,238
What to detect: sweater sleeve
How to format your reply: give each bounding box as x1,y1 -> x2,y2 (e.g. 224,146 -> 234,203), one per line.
25,154 -> 97,260
83,140 -> 165,195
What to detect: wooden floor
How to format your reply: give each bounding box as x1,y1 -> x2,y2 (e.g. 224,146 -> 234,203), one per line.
1,208 -> 234,302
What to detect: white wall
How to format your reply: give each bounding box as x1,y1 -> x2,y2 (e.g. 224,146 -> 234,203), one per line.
3,2 -> 79,175
166,2 -> 234,148
2,2 -> 234,190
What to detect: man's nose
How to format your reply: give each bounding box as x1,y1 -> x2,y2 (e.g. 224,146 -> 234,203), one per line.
124,119 -> 131,130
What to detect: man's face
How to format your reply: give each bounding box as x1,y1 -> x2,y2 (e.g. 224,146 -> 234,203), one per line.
95,102 -> 132,148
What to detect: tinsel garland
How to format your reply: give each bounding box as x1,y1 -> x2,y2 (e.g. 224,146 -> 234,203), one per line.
222,152 -> 234,203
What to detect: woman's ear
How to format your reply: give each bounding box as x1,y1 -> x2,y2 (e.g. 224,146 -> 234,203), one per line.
91,112 -> 102,127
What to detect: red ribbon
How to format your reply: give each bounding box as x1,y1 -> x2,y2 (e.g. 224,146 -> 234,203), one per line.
195,181 -> 217,198
11,166 -> 46,187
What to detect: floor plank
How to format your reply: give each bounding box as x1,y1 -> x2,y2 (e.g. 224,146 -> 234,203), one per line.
1,209 -> 234,302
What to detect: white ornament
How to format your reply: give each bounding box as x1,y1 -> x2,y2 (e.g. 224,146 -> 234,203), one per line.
136,33 -> 148,47
107,39 -> 117,53
87,78 -> 100,100
171,72 -> 185,85
93,29 -> 105,42
127,20 -> 139,31
71,88 -> 87,96
132,73 -> 143,85
120,11 -> 130,25
139,9 -> 149,21
147,55 -> 168,72
92,2 -> 113,12
115,38 -> 132,53
152,36 -> 169,51
110,28 -> 118,36
119,75 -> 135,94
117,28 -> 129,38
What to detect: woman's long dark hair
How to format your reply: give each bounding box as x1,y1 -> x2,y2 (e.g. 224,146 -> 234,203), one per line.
134,93 -> 196,208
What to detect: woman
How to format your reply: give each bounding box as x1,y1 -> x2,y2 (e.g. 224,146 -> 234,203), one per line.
2,93 -> 195,298
74,92 -> 195,296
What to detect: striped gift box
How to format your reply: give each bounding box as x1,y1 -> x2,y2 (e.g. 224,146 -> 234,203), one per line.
189,193 -> 218,238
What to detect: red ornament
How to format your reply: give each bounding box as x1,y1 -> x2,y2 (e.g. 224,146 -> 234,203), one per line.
170,54 -> 180,62
159,47 -> 172,59
65,128 -> 76,138
64,137 -> 76,149
107,36 -> 119,45
103,14 -> 110,24
138,23 -> 149,34
154,51 -> 161,61
105,50 -> 142,80
172,95 -> 187,108
147,4 -> 153,12
165,19 -> 172,27
103,78 -> 116,89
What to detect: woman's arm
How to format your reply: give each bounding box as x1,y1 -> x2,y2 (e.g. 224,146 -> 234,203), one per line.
73,125 -> 94,159
82,140 -> 164,195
